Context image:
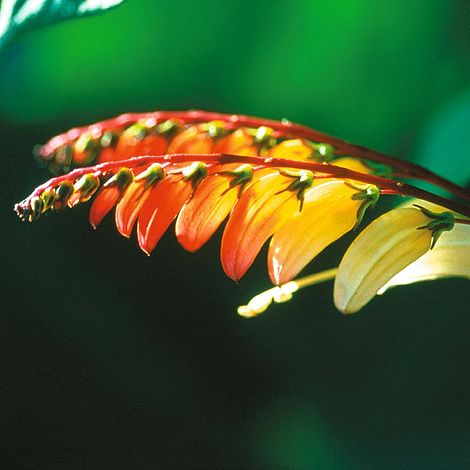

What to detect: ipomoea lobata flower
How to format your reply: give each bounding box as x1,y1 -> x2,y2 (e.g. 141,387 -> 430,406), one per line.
333,205 -> 456,314
268,180 -> 379,285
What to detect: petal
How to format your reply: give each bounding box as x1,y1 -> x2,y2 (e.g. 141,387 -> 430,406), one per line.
268,181 -> 364,285
221,170 -> 303,281
167,125 -> 214,154
175,169 -> 241,252
266,139 -> 314,162
89,186 -> 122,228
97,145 -> 119,164
115,130 -> 168,160
214,128 -> 258,156
115,181 -> 150,238
137,177 -> 194,255
88,168 -> 133,228
334,207 -> 435,314
331,157 -> 373,174
378,222 -> 470,293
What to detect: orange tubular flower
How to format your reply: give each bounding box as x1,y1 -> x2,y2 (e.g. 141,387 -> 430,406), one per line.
213,128 -> 259,156
167,124 -> 214,154
220,168 -> 314,281
175,164 -> 253,252
115,163 -> 165,237
113,121 -> 169,162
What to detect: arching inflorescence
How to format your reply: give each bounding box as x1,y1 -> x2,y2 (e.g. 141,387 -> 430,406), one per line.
15,110 -> 470,315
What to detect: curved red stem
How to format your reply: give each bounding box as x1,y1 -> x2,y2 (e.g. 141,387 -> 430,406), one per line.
17,153 -> 470,218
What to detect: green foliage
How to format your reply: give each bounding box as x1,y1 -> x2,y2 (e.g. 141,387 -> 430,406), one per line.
416,88 -> 470,187
0,0 -> 125,49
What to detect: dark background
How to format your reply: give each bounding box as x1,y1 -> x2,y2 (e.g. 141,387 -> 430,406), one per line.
1,1 -> 469,468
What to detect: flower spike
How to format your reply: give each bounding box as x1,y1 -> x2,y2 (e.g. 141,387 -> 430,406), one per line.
14,110 -> 470,316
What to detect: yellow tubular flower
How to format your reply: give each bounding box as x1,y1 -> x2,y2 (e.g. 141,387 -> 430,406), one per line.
334,206 -> 455,314
268,181 -> 378,285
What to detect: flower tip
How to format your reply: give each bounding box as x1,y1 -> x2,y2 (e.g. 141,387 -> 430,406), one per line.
176,235 -> 201,253
237,305 -> 258,318
221,261 -> 243,282
88,215 -> 100,230
117,228 -> 131,239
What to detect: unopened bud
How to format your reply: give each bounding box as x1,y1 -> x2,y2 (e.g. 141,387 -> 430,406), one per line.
30,197 -> 44,220
73,173 -> 100,202
53,181 -> 74,209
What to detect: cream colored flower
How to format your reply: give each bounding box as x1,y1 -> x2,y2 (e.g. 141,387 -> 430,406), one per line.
334,206 -> 455,314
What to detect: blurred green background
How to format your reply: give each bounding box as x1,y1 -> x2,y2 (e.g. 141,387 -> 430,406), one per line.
1,0 -> 469,467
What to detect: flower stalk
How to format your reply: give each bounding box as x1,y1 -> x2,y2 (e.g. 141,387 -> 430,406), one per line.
16,153 -> 470,219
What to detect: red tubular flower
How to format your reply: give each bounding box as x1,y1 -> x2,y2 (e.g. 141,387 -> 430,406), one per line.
137,162 -> 208,255
115,163 -> 165,237
175,164 -> 253,252
89,168 -> 133,228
